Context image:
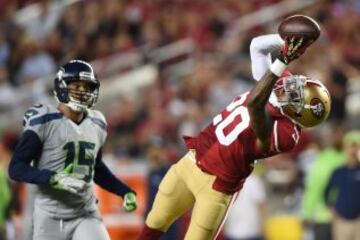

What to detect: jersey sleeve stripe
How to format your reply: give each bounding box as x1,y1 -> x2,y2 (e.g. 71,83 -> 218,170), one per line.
29,113 -> 63,126
293,126 -> 300,144
274,120 -> 280,152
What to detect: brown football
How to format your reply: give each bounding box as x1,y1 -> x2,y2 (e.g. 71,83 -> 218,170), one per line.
278,15 -> 320,41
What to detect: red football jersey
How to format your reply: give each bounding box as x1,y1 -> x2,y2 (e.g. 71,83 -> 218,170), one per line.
184,91 -> 301,194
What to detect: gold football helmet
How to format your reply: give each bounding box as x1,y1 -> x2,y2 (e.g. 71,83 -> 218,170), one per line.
274,75 -> 331,128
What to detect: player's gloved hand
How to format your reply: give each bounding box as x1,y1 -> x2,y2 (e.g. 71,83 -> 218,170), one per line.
280,36 -> 313,64
50,164 -> 86,194
123,192 -> 137,212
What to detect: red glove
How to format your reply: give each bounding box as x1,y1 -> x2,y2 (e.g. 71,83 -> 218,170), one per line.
280,36 -> 314,64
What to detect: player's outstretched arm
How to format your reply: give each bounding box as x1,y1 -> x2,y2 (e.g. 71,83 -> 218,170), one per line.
8,130 -> 55,185
250,34 -> 284,81
247,36 -> 308,150
93,149 -> 137,212
247,69 -> 280,150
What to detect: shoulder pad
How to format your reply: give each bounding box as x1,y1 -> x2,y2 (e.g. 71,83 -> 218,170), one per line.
23,104 -> 62,127
24,104 -> 48,120
88,109 -> 107,130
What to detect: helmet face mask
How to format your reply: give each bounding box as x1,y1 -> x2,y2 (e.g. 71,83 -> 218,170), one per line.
54,60 -> 99,112
276,75 -> 306,114
275,75 -> 331,128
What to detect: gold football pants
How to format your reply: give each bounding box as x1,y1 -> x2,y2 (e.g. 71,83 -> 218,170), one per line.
145,151 -> 236,240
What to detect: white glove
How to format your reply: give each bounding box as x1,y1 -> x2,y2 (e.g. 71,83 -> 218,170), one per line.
50,164 -> 86,194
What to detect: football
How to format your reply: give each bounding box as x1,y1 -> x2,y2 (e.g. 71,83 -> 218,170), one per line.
278,15 -> 320,41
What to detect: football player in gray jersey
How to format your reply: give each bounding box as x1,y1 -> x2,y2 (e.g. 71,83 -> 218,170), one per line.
8,60 -> 137,240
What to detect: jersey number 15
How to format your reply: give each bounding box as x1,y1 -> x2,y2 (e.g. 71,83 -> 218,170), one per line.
64,141 -> 96,182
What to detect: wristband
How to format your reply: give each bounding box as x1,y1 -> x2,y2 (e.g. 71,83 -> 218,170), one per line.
270,59 -> 287,77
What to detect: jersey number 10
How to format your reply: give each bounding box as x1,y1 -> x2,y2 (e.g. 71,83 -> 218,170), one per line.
213,92 -> 250,146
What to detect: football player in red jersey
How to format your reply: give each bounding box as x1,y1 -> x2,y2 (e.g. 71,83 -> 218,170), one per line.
137,33 -> 331,240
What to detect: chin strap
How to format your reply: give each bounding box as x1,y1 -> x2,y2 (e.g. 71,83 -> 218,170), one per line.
66,101 -> 87,112
66,93 -> 93,112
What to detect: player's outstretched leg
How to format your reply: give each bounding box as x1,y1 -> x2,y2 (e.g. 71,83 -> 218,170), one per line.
138,154 -> 196,239
72,215 -> 110,240
185,177 -> 236,240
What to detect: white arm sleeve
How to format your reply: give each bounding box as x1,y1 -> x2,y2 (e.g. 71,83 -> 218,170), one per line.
250,34 -> 284,81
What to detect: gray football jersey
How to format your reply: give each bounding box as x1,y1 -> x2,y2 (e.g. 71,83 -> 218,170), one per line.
23,104 -> 107,219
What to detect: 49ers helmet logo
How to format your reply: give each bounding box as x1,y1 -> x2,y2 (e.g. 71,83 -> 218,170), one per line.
310,98 -> 325,118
